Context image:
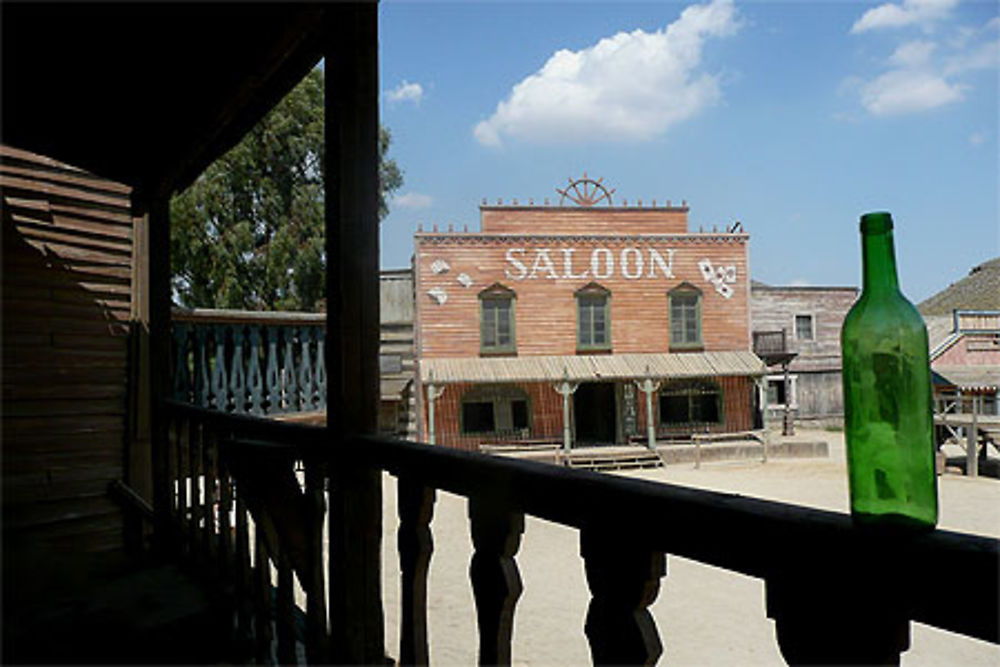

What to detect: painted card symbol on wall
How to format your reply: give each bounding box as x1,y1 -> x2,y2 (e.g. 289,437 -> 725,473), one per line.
430,259 -> 451,274
699,258 -> 737,299
427,287 -> 448,305
456,273 -> 473,287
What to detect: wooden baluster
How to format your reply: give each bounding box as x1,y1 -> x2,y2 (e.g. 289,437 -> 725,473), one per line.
580,528 -> 666,666
398,478 -> 435,666
194,326 -> 211,408
176,418 -> 189,539
766,565 -> 909,665
235,491 -> 254,647
298,326 -> 315,412
283,328 -> 298,412
230,325 -> 248,414
172,323 -> 191,401
188,420 -> 201,559
468,497 -> 524,666
265,326 -> 282,414
247,325 -> 265,416
211,325 -> 230,411
254,533 -> 274,665
202,428 -> 218,564
315,328 -> 327,410
305,461 -> 329,663
276,548 -> 298,665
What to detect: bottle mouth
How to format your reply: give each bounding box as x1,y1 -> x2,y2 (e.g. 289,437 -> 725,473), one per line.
860,211 -> 894,233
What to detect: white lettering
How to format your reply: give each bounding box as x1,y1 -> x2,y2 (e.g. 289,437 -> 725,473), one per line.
591,248 -> 613,280
528,248 -> 559,279
504,248 -> 528,280
561,248 -> 589,279
647,248 -> 675,278
620,248 -> 643,280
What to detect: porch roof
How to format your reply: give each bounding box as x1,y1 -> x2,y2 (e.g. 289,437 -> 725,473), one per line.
932,366 -> 1000,392
420,350 -> 767,385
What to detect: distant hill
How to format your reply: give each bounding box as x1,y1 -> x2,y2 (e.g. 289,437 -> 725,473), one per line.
918,257 -> 1000,316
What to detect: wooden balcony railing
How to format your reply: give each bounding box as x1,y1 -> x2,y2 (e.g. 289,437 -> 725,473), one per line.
752,330 -> 788,357
162,400 -> 999,665
170,309 -> 326,416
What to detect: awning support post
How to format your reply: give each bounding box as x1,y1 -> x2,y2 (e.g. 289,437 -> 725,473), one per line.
425,373 -> 445,446
554,368 -> 579,460
635,367 -> 660,452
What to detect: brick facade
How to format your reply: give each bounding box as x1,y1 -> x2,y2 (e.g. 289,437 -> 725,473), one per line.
414,193 -> 758,449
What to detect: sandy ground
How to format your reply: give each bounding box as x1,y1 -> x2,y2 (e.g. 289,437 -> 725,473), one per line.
379,429 -> 1000,666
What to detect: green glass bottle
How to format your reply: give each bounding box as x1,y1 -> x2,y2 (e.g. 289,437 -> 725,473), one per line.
841,212 -> 938,530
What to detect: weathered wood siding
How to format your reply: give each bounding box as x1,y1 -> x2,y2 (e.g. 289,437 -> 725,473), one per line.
2,145 -> 135,557
380,269 -> 416,438
480,205 -> 689,235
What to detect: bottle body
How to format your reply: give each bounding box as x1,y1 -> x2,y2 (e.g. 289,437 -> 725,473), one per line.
841,213 -> 937,530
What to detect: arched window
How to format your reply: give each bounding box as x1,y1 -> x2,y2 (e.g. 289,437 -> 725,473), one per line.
576,282 -> 611,352
658,379 -> 722,427
479,283 -> 516,355
669,283 -> 702,350
460,385 -> 531,437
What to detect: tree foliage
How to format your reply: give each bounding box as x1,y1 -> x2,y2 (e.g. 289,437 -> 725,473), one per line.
170,66 -> 403,311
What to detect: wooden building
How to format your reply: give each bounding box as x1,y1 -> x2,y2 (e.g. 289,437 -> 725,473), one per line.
750,283 -> 858,427
414,179 -> 766,450
379,268 -> 416,438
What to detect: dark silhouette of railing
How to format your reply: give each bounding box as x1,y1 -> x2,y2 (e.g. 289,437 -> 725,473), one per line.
162,400 -> 998,665
753,330 -> 791,360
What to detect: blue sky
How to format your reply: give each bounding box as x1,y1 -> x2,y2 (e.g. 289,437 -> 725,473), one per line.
378,0 -> 999,303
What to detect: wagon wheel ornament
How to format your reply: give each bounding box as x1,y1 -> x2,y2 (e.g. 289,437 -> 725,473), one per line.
556,173 -> 615,207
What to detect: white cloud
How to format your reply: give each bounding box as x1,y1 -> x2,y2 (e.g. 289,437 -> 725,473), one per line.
851,0 -> 959,33
473,0 -> 740,147
387,80 -> 424,104
888,40 -> 936,67
860,69 -> 964,115
393,192 -> 433,210
944,38 -> 1000,75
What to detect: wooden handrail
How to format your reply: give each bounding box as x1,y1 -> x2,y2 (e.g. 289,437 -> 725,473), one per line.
161,400 -> 1000,663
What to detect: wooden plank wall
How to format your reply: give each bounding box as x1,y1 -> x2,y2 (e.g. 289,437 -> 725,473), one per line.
2,145 -> 135,559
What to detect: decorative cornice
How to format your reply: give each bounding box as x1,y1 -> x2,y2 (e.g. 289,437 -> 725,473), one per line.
415,233 -> 748,245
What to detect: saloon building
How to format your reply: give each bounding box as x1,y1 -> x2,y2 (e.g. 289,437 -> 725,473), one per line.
413,177 -> 767,451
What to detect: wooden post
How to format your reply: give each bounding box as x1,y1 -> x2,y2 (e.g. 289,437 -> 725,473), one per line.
554,369 -> 578,459
782,361 -> 794,436
757,377 -> 769,463
967,395 -> 979,478
146,195 -> 173,554
324,3 -> 385,663
635,368 -> 660,451
425,377 -> 445,446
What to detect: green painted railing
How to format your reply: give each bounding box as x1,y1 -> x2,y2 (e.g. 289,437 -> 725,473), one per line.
170,308 -> 326,416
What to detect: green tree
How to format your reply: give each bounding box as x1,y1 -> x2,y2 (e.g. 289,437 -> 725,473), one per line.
170,66 -> 403,311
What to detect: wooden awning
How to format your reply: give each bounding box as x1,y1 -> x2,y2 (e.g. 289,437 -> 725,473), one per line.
932,366 -> 1000,392
420,351 -> 767,384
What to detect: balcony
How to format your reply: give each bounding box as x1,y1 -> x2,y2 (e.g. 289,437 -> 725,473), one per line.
752,330 -> 797,366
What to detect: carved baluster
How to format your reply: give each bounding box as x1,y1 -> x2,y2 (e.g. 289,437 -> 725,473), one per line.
167,416 -> 181,522
283,328 -> 298,412
218,460 -> 234,577
299,326 -> 315,412
247,325 -> 264,416
188,421 -> 202,558
265,326 -> 282,414
229,325 -> 248,414
194,326 -> 211,408
766,565 -> 909,666
469,497 -> 524,666
211,325 -> 230,411
276,548 -> 297,665
315,327 -> 327,410
580,528 -> 666,666
202,428 -> 218,563
254,534 -> 274,665
305,461 -> 329,663
234,492 -> 254,651
172,323 -> 190,401
398,478 -> 435,666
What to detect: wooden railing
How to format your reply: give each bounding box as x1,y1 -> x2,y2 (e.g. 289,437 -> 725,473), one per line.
752,330 -> 789,357
162,400 -> 999,665
170,309 -> 326,416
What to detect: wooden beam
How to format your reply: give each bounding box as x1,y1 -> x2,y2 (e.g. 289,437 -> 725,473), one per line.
323,3 -> 385,663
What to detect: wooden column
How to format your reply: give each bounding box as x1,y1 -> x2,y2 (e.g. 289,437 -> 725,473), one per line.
398,478 -> 436,666
967,395 -> 979,479
635,370 -> 660,451
147,195 -> 174,553
324,3 -> 385,663
554,370 -> 578,457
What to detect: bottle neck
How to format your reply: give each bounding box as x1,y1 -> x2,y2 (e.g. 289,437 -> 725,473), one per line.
861,228 -> 900,296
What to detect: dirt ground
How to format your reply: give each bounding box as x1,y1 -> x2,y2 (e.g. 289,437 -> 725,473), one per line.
379,429 -> 1000,666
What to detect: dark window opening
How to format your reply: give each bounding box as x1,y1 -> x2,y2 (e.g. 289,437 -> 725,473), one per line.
462,401 -> 495,433
658,380 -> 722,428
